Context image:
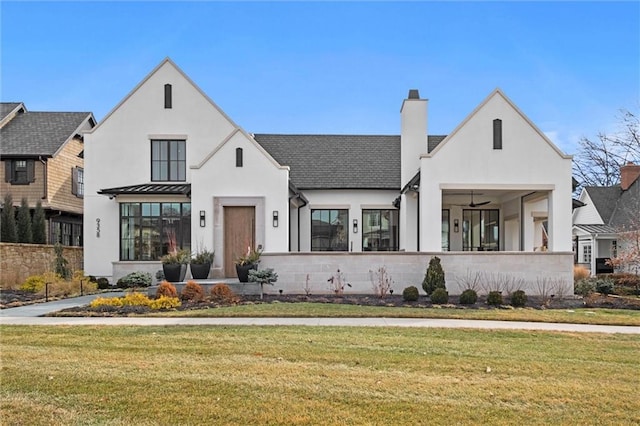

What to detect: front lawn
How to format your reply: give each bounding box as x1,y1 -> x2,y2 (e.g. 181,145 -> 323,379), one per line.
1,326 -> 638,424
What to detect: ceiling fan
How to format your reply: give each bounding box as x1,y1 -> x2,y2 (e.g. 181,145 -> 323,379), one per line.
467,191 -> 490,207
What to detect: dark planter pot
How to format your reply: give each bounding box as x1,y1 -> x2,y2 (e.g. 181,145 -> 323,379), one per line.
235,263 -> 257,283
163,264 -> 187,282
190,263 -> 211,280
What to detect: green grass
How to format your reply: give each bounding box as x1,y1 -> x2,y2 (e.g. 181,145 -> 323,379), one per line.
1,325 -> 639,425
142,302 -> 640,326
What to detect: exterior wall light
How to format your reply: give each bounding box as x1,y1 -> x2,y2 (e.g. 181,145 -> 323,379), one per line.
272,210 -> 279,227
353,219 -> 358,234
199,210 -> 206,227
454,219 -> 459,233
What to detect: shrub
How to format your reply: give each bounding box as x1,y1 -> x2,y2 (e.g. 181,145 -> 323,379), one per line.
149,296 -> 181,310
574,278 -> 596,296
607,273 -> 640,295
430,287 -> 449,304
16,197 -> 32,243
402,286 -> 419,302
20,275 -> 47,293
486,291 -> 503,306
53,243 -> 71,280
156,281 -> 178,298
90,297 -> 124,308
32,200 -> 46,244
96,277 -> 110,289
595,277 -> 614,295
510,290 -> 528,307
422,256 -> 446,296
573,265 -> 590,282
121,292 -> 152,306
117,271 -> 152,289
210,283 -> 236,304
1,192 -> 17,243
459,289 -> 478,305
181,280 -> 205,302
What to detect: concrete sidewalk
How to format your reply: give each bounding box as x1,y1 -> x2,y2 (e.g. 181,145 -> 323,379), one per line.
1,293 -> 639,334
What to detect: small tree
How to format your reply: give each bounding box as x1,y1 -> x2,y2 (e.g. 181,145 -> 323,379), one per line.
1,193 -> 17,242
249,268 -> 278,299
422,256 -> 446,296
32,200 -> 47,244
16,197 -> 32,243
53,243 -> 71,280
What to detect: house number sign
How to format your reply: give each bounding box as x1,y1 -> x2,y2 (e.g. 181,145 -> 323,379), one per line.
96,218 -> 101,238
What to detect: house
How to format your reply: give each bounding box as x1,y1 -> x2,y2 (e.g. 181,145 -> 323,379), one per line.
0,102 -> 96,245
572,163 -> 640,275
84,58 -> 574,293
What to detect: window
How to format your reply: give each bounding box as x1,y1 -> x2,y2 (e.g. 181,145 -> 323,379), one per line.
442,210 -> 450,251
72,167 -> 84,198
493,119 -> 502,150
362,209 -> 398,251
164,84 -> 172,109
4,159 -> 35,185
151,140 -> 186,181
120,202 -> 191,261
50,220 -> 82,247
612,240 -> 617,258
311,209 -> 348,251
582,244 -> 592,263
463,209 -> 499,251
236,147 -> 243,167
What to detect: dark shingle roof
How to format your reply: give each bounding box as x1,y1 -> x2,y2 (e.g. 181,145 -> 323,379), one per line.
0,103 -> 23,122
608,178 -> 640,229
584,186 -> 622,223
1,111 -> 92,157
254,134 -> 446,190
428,135 -> 446,153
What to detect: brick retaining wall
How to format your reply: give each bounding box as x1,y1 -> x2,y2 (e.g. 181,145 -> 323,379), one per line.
0,243 -> 83,287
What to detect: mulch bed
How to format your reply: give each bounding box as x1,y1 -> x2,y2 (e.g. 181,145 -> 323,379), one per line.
3,289 -> 639,316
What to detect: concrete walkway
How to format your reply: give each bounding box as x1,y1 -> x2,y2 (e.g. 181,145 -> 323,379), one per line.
1,293 -> 639,334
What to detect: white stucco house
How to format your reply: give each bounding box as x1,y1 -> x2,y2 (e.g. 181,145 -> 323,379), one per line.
84,58 -> 574,294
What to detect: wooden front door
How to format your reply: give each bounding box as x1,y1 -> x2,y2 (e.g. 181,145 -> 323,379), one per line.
224,206 -> 255,278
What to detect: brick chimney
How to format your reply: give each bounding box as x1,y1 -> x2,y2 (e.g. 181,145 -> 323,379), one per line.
620,162 -> 640,190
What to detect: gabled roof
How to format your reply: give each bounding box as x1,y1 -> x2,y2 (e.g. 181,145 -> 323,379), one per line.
254,134 -> 446,190
0,110 -> 95,157
608,177 -> 640,229
583,186 -> 622,224
0,102 -> 25,124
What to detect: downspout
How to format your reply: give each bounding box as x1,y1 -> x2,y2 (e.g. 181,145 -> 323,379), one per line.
416,192 -> 420,251
38,156 -> 47,200
297,207 -> 301,252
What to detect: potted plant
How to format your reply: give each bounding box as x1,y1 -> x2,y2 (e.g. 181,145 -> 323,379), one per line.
248,268 -> 278,299
161,249 -> 190,282
235,246 -> 262,282
190,248 -> 214,280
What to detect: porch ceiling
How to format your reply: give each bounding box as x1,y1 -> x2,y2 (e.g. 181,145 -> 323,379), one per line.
442,189 -> 539,206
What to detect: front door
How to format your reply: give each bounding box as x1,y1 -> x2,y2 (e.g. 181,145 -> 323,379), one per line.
224,206 -> 255,278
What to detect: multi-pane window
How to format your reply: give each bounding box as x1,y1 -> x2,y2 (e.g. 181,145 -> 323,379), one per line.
311,209 -> 348,251
4,159 -> 34,185
72,167 -> 84,198
362,209 -> 398,251
442,210 -> 450,251
582,244 -> 592,263
120,202 -> 191,261
151,140 -> 186,181
50,220 -> 82,247
463,209 -> 499,251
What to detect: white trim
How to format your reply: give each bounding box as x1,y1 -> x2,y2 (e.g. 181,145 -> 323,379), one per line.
148,134 -> 188,140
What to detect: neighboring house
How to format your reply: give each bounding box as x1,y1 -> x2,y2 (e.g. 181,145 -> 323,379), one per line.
0,102 -> 96,246
573,163 -> 640,275
84,58 -> 573,283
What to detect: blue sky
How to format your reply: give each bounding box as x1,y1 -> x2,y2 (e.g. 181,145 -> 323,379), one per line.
1,1 -> 638,154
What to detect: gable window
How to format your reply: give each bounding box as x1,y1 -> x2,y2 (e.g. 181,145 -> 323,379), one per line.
120,202 -> 191,261
493,119 -> 502,150
164,84 -> 172,109
311,209 -> 348,251
236,147 -> 243,167
462,209 -> 499,251
4,159 -> 35,185
151,140 -> 186,181
72,167 -> 84,198
362,209 -> 398,251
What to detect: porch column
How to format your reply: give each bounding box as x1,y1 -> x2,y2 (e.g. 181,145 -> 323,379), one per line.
400,193 -> 419,251
420,183 -> 442,251
548,187 -> 572,252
